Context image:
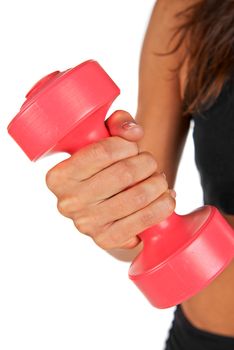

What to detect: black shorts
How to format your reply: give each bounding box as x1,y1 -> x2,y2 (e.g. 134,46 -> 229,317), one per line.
164,305 -> 234,350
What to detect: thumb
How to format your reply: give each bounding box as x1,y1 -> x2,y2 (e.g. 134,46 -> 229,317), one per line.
105,110 -> 144,142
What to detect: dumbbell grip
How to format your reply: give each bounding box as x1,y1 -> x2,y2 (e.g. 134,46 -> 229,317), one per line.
59,106 -> 178,247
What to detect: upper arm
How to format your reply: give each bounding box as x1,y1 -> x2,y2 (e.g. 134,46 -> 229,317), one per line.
135,0 -> 195,188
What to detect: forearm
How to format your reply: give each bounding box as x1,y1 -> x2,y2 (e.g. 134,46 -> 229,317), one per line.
105,0 -> 191,262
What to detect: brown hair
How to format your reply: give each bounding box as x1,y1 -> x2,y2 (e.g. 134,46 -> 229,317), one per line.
156,0 -> 234,117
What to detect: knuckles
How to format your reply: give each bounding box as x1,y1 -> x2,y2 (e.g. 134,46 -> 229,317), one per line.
87,141 -> 112,163
117,159 -> 135,187
45,138 -> 175,252
85,137 -> 138,164
93,231 -> 118,251
110,137 -> 139,158
73,207 -> 105,237
45,168 -> 59,191
164,194 -> 176,214
140,151 -> 158,171
140,207 -> 157,227
131,173 -> 169,209
157,173 -> 169,192
133,187 -> 149,207
45,165 -> 67,193
57,195 -> 84,218
74,216 -> 92,235
139,193 -> 175,229
112,151 -> 158,189
57,198 -> 74,217
74,216 -> 103,237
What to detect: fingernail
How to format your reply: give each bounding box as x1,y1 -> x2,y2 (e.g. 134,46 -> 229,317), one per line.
121,121 -> 139,129
169,189 -> 177,198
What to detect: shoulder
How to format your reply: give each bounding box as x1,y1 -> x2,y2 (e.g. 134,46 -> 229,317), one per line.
144,0 -> 197,98
155,0 -> 199,14
144,0 -> 199,61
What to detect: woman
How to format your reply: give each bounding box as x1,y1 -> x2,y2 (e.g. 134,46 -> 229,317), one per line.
45,0 -> 234,348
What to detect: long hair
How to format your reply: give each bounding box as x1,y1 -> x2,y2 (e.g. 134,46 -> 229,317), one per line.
156,0 -> 234,117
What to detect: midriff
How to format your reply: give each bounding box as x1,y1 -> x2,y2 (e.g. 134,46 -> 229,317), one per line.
181,213 -> 234,337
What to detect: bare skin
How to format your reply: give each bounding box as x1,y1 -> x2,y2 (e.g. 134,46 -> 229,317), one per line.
46,116 -> 176,252
142,0 -> 234,338
176,3 -> 234,338
46,0 -> 234,338
181,215 -> 234,337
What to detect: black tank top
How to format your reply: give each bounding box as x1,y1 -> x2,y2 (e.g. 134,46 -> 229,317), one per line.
164,305 -> 234,350
192,74 -> 234,215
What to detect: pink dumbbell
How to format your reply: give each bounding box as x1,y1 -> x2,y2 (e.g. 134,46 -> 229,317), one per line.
8,60 -> 234,308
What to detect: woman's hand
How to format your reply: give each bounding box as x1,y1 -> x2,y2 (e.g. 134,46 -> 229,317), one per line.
45,110 -> 176,252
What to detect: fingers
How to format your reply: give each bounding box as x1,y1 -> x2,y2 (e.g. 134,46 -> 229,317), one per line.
47,146 -> 176,252
44,109 -> 176,253
68,172 -> 168,226
69,184 -> 175,251
46,109 -> 144,192
75,151 -> 158,204
96,172 -> 168,222
46,136 -> 139,194
93,191 -> 176,250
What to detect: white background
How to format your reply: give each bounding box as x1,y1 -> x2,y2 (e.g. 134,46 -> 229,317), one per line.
0,0 -> 203,349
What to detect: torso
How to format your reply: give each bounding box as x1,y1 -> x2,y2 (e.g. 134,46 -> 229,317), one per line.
179,59 -> 234,337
